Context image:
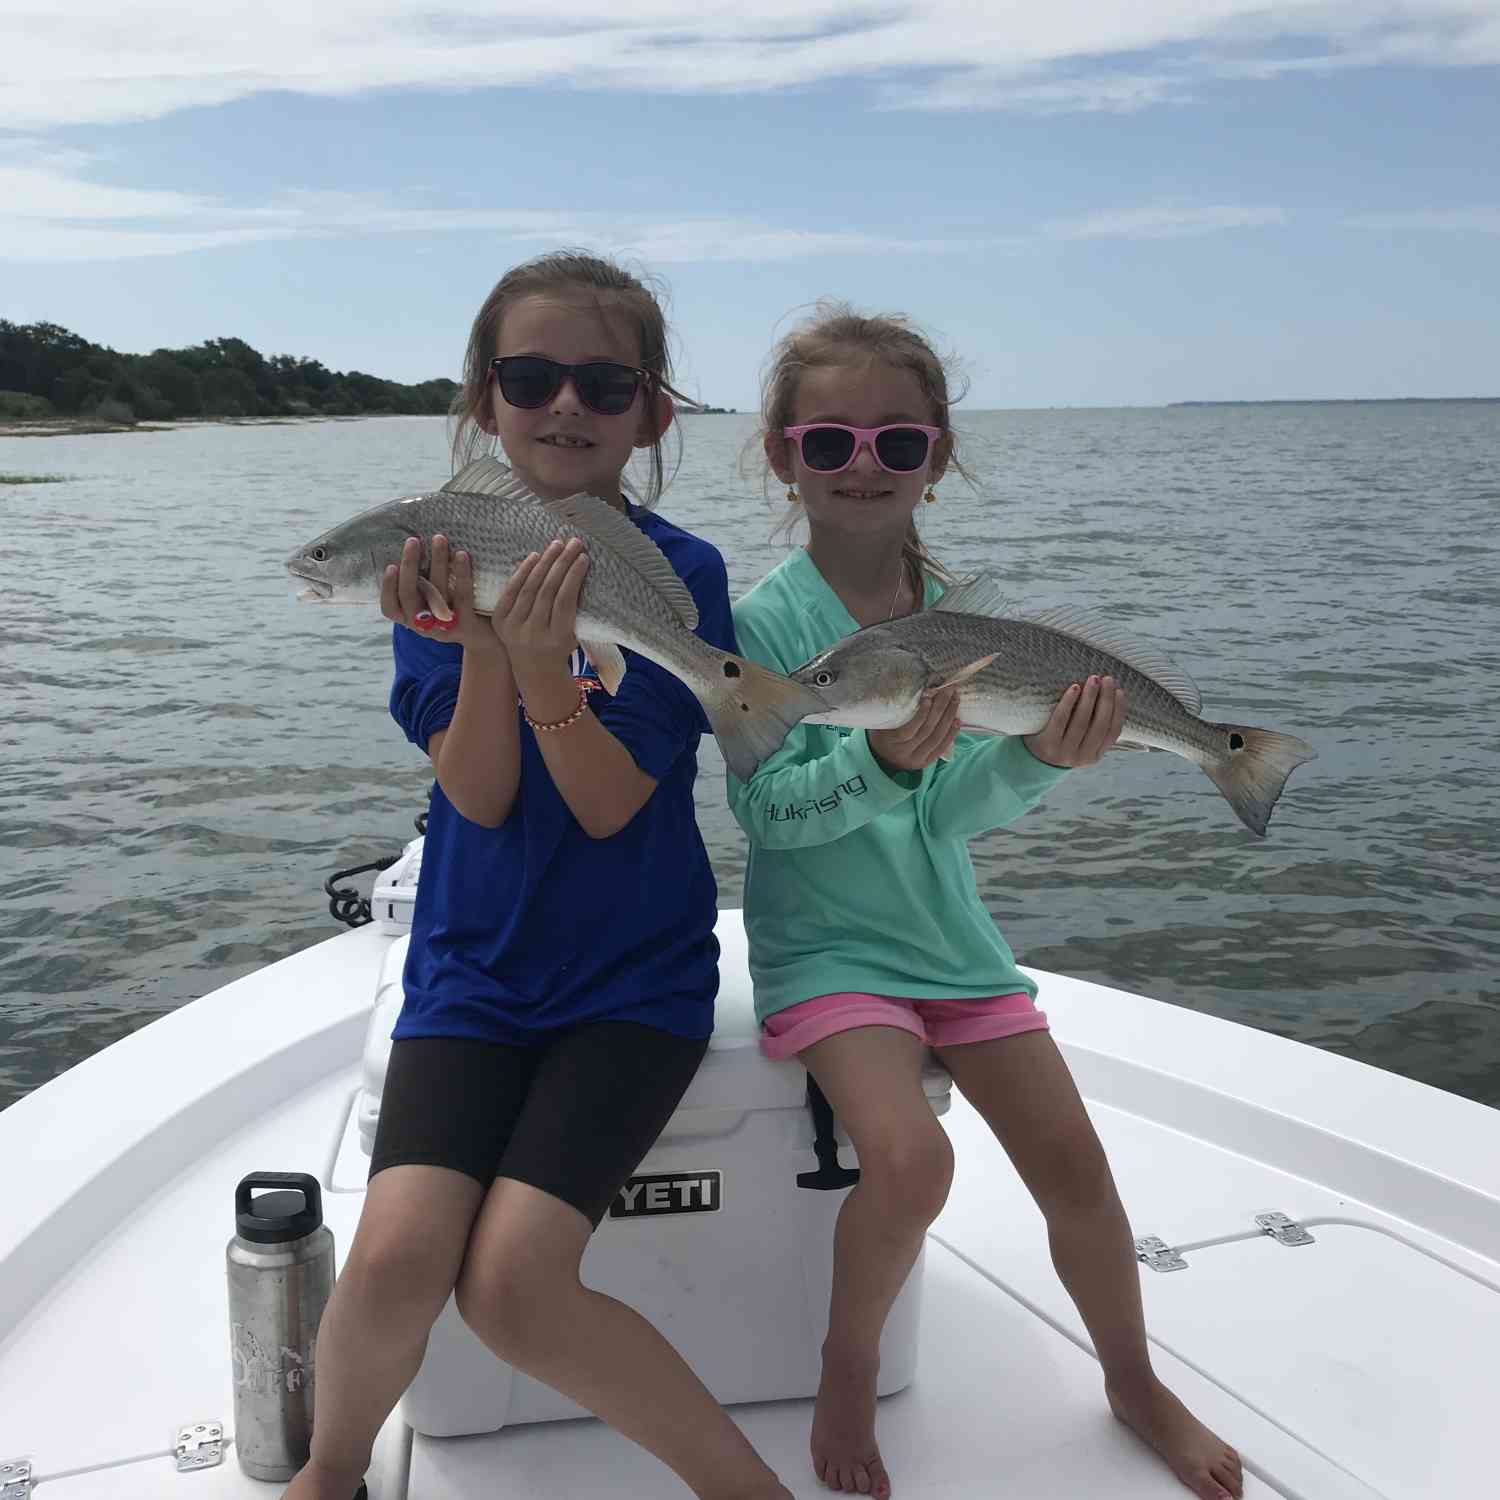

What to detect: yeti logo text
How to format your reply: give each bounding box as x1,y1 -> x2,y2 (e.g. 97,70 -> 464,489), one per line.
610,1171 -> 722,1219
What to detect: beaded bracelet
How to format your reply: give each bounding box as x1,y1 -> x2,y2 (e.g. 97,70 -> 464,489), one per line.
523,679 -> 593,733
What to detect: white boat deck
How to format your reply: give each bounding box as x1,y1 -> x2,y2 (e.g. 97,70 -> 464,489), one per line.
2,917 -> 1497,1498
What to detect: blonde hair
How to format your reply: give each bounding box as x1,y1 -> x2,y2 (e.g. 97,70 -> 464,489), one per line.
450,249 -> 683,507
758,301 -> 967,598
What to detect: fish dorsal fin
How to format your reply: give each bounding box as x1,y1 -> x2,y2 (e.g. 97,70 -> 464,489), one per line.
1010,605 -> 1202,714
443,457 -> 697,630
934,572 -> 1011,617
540,491 -> 698,629
442,455 -> 536,501
934,573 -> 1201,714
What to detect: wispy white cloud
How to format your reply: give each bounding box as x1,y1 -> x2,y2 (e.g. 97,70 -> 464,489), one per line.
1345,206 -> 1500,232
0,143 -> 283,257
1,2 -> 1497,128
4,224 -> 293,260
884,70 -> 1188,115
1044,204 -> 1286,240
0,150 -> 1008,262
0,148 -> 1284,262
0,165 -> 220,222
612,221 -> 1003,262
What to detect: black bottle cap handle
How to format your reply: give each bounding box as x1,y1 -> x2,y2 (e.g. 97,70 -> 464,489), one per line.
234,1171 -> 324,1243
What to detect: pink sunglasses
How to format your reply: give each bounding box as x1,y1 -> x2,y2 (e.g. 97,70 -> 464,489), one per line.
783,423 -> 941,475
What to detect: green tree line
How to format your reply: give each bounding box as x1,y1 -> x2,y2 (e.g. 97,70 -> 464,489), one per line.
0,320 -> 459,424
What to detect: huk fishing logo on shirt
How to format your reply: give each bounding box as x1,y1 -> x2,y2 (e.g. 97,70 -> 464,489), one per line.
609,1170 -> 722,1219
766,774 -> 869,824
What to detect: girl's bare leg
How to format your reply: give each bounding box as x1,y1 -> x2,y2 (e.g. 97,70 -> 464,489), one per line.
800,1027 -> 955,1498
282,1165 -> 485,1500
936,1031 -> 1245,1500
454,1176 -> 792,1500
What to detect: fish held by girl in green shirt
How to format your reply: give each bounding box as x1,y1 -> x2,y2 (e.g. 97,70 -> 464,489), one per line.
728,302 -> 1245,1500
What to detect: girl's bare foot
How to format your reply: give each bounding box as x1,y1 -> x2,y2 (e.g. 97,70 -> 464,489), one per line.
1107,1375 -> 1244,1500
810,1348 -> 891,1497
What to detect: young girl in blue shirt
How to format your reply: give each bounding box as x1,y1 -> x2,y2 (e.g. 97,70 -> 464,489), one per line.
283,252 -> 791,1500
728,304 -> 1243,1500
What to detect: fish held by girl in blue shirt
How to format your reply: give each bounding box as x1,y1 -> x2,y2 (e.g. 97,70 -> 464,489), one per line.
278,252 -> 794,1500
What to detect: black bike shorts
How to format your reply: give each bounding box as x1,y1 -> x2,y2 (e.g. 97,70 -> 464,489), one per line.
368,1022 -> 709,1227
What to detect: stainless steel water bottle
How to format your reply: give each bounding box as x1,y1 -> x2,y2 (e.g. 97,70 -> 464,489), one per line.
226,1171 -> 336,1480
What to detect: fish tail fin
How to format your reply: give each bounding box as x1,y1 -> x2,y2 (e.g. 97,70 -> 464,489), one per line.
703,654 -> 827,782
1202,726 -> 1318,837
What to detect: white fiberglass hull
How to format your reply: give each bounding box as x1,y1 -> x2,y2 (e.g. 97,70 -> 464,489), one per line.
2,912 -> 1497,1499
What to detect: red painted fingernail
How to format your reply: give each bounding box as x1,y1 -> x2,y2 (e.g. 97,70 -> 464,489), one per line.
434,615 -> 458,631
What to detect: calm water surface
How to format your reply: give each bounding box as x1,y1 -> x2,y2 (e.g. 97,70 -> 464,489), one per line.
3,405 -> 1498,1111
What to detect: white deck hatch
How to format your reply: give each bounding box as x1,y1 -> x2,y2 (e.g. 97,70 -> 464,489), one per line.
1136,1219 -> 1500,1500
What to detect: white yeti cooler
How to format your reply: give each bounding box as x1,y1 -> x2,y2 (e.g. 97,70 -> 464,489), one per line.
355,909 -> 952,1437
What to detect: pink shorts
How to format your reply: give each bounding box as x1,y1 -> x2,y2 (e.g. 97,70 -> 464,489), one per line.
760,990 -> 1048,1061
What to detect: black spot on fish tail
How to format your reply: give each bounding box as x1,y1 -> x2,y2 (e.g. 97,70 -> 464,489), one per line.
705,656 -> 828,782
1202,726 -> 1317,837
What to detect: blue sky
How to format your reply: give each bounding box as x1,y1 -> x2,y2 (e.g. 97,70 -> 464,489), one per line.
2,2 -> 1497,407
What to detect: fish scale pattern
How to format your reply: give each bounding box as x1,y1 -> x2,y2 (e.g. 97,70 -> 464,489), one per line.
853,612 -> 1227,759
414,490 -> 685,644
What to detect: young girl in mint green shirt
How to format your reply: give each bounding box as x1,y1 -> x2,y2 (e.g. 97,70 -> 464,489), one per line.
726,305 -> 1243,1500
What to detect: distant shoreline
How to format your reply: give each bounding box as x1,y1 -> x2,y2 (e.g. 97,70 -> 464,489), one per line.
0,412 -> 433,439
6,401 -> 1495,439
0,410 -> 748,439
1168,397 -> 1500,407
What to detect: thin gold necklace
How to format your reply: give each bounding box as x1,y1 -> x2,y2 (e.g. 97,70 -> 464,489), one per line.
887,559 -> 907,620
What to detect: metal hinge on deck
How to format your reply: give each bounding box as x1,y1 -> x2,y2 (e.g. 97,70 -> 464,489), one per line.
175,1421 -> 225,1472
0,1459 -> 32,1500
1134,1235 -> 1188,1272
1255,1211 -> 1315,1247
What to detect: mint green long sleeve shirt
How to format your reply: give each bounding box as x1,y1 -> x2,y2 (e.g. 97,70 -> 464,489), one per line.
726,549 -> 1069,1026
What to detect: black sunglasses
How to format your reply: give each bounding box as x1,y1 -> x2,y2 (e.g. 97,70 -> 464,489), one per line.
489,355 -> 650,417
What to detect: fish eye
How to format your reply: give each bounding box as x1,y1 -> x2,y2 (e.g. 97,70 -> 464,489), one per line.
310,546 -> 329,562
813,669 -> 837,688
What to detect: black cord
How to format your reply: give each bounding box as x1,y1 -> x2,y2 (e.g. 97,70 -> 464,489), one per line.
323,811 -> 429,928
323,855 -> 400,928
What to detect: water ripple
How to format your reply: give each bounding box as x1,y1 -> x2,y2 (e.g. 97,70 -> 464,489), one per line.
2,406 -> 1498,1113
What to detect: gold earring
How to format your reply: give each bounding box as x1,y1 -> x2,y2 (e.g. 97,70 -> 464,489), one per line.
924,486 -> 938,505
787,485 -> 800,505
